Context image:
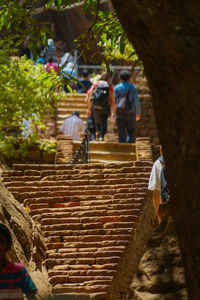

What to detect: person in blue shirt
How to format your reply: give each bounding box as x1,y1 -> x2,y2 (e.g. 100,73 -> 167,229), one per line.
114,70 -> 141,143
76,69 -> 92,93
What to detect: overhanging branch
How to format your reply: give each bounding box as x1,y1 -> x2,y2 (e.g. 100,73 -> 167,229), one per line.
31,0 -> 109,15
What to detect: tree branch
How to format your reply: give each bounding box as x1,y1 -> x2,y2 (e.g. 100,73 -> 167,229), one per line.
30,0 -> 108,15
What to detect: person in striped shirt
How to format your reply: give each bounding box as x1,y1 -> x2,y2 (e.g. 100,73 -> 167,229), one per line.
0,224 -> 37,300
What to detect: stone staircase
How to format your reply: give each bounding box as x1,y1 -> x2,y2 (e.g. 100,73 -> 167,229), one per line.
56,94 -> 88,134
2,161 -> 155,299
56,94 -> 118,143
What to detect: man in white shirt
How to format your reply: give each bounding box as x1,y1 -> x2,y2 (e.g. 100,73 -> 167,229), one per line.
148,146 -> 163,223
59,112 -> 84,141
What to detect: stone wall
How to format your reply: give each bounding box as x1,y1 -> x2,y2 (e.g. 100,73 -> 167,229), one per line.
109,172 -> 156,299
136,91 -> 160,145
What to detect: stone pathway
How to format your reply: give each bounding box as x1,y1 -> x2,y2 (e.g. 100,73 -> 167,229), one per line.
2,161 -> 155,299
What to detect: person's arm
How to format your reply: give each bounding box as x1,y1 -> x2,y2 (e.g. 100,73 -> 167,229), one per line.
132,86 -> 141,121
20,267 -> 37,300
110,90 -> 116,119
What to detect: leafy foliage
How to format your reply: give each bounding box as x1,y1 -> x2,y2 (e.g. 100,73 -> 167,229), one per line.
0,46 -> 60,159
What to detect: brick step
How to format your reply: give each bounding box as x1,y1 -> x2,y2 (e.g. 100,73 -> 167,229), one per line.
48,269 -> 117,277
56,108 -> 87,114
18,187 -> 147,201
7,185 -> 146,197
49,275 -> 112,285
24,195 -> 116,206
52,283 -> 110,294
29,200 -> 143,213
41,212 -> 138,225
45,236 -> 131,247
31,206 -> 143,219
32,199 -> 143,213
73,141 -> 136,153
8,161 -> 151,172
43,227 -> 133,240
42,220 -> 136,232
58,102 -> 87,108
88,151 -> 137,162
46,257 -> 121,268
4,177 -> 149,188
47,249 -> 124,259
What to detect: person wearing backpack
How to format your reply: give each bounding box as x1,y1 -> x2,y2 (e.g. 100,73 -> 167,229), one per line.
148,146 -> 170,223
114,70 -> 141,143
89,73 -> 116,141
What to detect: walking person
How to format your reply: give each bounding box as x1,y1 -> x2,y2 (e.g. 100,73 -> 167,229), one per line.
0,224 -> 37,300
89,73 -> 116,141
148,146 -> 170,223
76,69 -> 92,93
114,70 -> 141,143
59,112 -> 84,141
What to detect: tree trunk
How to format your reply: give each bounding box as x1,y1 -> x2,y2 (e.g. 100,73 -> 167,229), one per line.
111,1 -> 200,299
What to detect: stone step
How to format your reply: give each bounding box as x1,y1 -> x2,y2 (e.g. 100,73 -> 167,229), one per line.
46,255 -> 122,267
41,213 -> 138,226
73,141 -> 136,153
56,108 -> 87,115
4,176 -> 148,188
48,269 -> 116,277
49,275 -> 113,285
58,102 -> 87,108
42,221 -> 136,234
30,203 -> 144,218
52,283 -> 110,294
18,186 -> 147,200
88,151 -> 136,161
7,183 -> 147,195
8,161 -> 151,172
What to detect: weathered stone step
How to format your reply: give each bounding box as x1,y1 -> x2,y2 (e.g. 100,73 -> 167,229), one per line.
31,206 -> 143,219
88,151 -> 137,162
48,249 -> 124,260
41,220 -> 136,232
7,161 -> 151,173
52,283 -> 110,294
48,269 -> 117,277
49,274 -> 112,285
57,108 -> 87,114
41,212 -> 138,225
73,141 -> 136,153
18,186 -> 147,201
4,177 -> 148,188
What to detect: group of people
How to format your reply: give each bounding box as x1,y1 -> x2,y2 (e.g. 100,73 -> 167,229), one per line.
60,69 -> 141,143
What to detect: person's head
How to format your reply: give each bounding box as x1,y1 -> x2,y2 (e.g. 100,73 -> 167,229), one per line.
120,70 -> 131,82
82,69 -> 89,79
0,224 -> 12,259
72,111 -> 80,117
100,72 -> 109,81
48,57 -> 54,63
47,39 -> 54,47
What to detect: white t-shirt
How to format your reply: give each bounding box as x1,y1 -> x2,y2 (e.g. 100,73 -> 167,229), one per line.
148,158 -> 162,191
60,115 -> 84,141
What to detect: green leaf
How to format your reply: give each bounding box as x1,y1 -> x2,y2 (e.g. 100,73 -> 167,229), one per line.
47,0 -> 55,8
57,0 -> 62,9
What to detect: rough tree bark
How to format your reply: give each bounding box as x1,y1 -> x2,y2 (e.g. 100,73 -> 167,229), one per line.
111,1 -> 200,299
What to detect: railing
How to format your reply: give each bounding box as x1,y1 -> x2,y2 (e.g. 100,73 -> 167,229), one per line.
71,130 -> 90,164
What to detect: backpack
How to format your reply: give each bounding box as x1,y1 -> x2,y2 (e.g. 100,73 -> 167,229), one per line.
159,156 -> 169,203
116,87 -> 131,114
92,83 -> 110,110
